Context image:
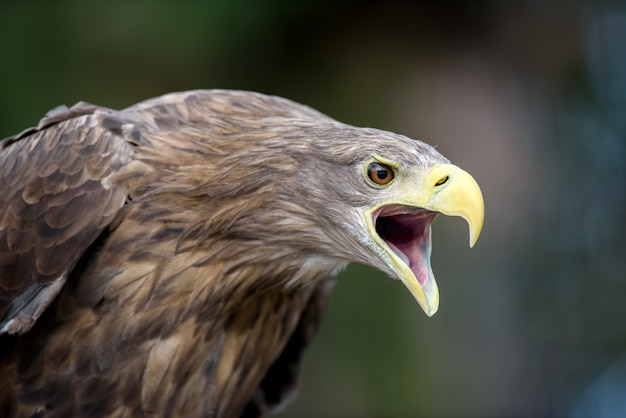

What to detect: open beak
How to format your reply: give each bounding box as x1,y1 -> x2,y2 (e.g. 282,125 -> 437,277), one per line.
367,164 -> 484,316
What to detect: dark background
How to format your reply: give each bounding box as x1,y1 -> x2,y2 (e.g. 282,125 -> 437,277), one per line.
1,1 -> 625,417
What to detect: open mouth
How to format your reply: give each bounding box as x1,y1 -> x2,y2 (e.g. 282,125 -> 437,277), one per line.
374,205 -> 437,286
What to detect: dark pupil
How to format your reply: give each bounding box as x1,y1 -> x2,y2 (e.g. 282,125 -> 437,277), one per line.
376,169 -> 388,180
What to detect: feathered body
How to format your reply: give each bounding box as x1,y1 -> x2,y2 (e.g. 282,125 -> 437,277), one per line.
0,90 -> 482,417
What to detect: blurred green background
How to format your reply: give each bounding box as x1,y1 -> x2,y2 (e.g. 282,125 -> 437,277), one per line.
1,1 -> 625,417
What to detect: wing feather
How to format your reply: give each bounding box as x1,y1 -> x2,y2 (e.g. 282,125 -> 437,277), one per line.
0,103 -> 134,334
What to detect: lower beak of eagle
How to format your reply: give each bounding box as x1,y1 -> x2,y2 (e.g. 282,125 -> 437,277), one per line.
369,164 -> 484,316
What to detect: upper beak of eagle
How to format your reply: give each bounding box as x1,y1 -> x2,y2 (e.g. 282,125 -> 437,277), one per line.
367,164 -> 484,316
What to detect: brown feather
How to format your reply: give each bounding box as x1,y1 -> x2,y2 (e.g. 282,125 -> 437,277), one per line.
0,90 -> 448,417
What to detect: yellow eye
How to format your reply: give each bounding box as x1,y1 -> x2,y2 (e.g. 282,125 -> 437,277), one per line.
367,162 -> 394,185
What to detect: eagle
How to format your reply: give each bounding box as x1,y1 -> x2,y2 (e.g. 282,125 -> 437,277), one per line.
0,90 -> 483,417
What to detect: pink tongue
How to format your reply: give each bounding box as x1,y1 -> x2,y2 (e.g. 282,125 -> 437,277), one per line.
411,254 -> 429,286
387,239 -> 430,286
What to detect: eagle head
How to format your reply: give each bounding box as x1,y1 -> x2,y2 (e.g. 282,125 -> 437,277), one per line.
161,91 -> 485,316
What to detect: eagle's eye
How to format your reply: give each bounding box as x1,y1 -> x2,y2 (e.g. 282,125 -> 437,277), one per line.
367,162 -> 394,185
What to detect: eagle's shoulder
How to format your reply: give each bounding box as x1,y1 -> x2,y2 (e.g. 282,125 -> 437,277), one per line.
2,101 -> 107,147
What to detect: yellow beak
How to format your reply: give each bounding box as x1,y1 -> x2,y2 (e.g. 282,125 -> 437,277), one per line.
428,164 -> 484,248
368,163 -> 484,316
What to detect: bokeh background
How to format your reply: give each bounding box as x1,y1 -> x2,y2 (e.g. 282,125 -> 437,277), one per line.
1,1 -> 625,417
